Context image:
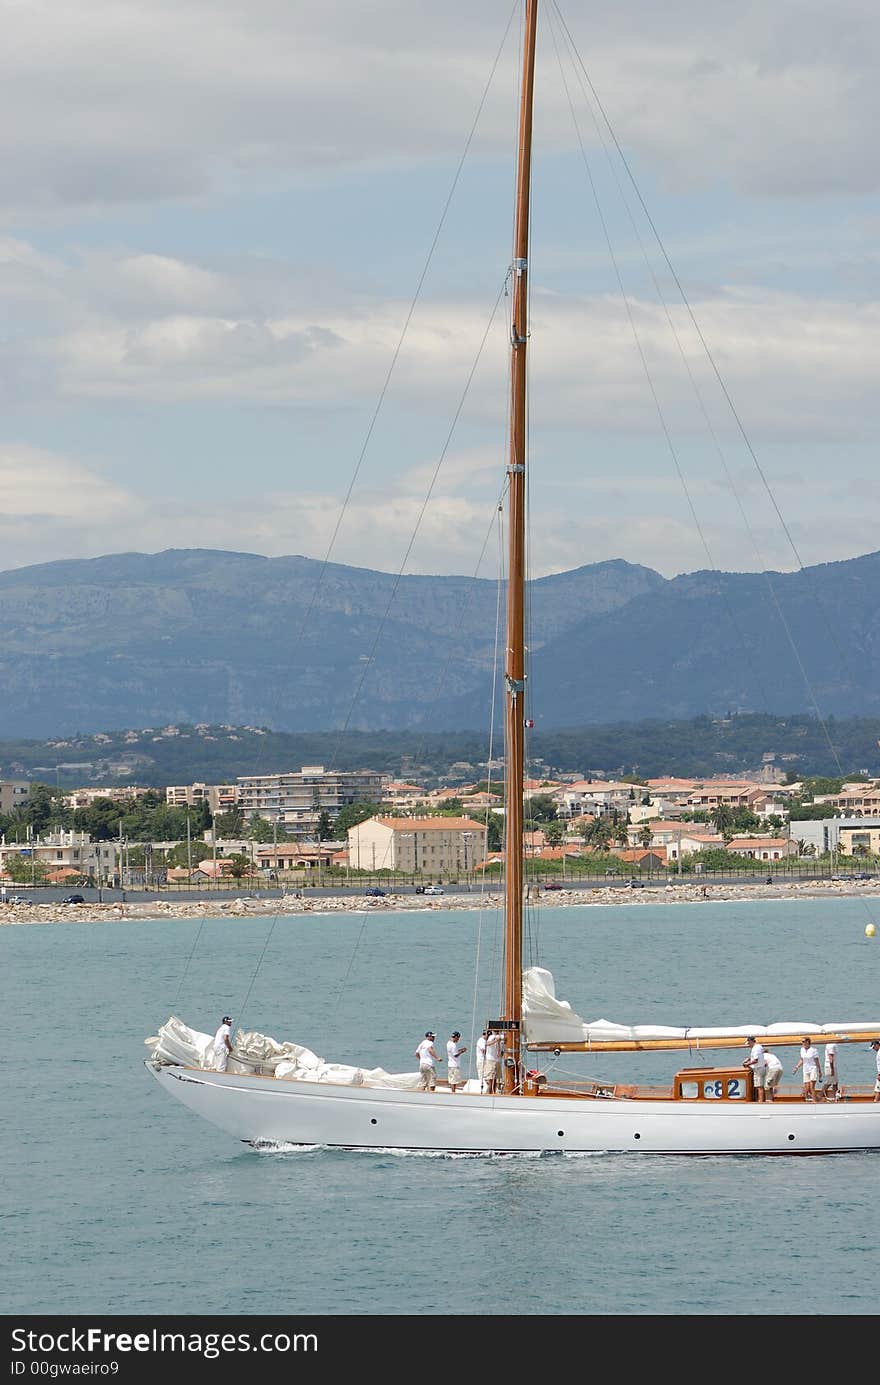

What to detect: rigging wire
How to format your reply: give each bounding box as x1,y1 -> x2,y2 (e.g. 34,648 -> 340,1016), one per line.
545,10 -> 745,626
551,0 -> 861,783
320,280 -> 509,773
468,503 -> 507,1075
547,3 -> 773,712
216,4 -> 523,1041
289,1 -> 520,663
548,1 -> 879,930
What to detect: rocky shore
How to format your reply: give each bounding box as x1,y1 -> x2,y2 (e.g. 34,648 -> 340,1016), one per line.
3,877 -> 880,925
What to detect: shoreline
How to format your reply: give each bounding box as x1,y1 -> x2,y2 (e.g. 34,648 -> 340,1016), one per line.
3,877 -> 880,924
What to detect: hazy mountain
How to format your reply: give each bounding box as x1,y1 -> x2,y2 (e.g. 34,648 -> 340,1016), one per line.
510,550 -> 880,729
0,546 -> 878,738
0,549 -> 662,737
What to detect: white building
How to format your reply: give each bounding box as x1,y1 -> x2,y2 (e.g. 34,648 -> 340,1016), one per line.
725,835 -> 798,861
237,765 -> 385,834
0,830 -> 117,879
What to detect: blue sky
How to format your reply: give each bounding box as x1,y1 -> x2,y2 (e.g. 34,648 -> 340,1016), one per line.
2,0 -> 880,580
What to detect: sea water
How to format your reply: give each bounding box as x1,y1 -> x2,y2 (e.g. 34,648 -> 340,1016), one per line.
3,894 -> 880,1316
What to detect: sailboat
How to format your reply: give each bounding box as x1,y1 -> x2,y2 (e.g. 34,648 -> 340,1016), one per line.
146,1 -> 880,1154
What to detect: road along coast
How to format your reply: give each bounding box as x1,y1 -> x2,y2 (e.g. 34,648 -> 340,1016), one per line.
3,878 -> 880,924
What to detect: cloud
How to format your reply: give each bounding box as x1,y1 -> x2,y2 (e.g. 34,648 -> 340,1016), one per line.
7,242 -> 878,447
0,444 -> 133,520
0,438 -> 878,584
3,2 -> 880,224
2,5 -> 880,581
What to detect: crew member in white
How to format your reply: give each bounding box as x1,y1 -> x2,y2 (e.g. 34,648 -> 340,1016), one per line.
743,1036 -> 767,1102
484,1029 -> 502,1095
793,1037 -> 822,1101
763,1051 -> 784,1100
446,1030 -> 467,1093
211,1016 -> 233,1072
822,1041 -> 839,1100
415,1031 -> 440,1091
476,1030 -> 489,1092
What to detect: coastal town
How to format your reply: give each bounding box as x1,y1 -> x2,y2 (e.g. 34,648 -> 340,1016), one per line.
2,760 -> 880,916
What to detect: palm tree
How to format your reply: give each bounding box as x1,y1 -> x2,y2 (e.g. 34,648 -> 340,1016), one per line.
710,803 -> 735,839
586,818 -> 613,851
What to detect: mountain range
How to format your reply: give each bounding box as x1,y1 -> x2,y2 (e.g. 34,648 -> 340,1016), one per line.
0,546 -> 878,738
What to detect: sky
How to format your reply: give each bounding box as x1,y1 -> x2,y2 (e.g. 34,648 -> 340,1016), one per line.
3,0 -> 880,581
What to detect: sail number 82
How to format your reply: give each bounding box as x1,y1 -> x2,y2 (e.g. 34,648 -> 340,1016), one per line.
703,1078 -> 744,1100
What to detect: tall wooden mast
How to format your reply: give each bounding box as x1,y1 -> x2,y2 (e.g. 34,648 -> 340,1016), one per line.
501,0 -> 538,1095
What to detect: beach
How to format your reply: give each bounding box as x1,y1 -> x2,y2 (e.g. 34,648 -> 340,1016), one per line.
2,877 -> 880,924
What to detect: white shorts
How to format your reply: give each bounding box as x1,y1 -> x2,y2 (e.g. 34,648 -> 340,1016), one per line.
765,1068 -> 782,1090
802,1066 -> 820,1084
418,1065 -> 436,1091
752,1067 -> 767,1089
448,1065 -> 463,1087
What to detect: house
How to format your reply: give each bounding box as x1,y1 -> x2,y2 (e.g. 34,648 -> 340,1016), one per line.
255,842 -> 339,873
523,829 -> 547,855
196,859 -> 236,880
610,848 -> 666,872
725,836 -> 798,861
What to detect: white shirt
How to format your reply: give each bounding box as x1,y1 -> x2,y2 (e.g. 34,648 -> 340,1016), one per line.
447,1039 -> 465,1069
800,1044 -> 820,1075
824,1042 -> 838,1078
212,1022 -> 231,1070
476,1034 -> 487,1066
748,1041 -> 765,1071
486,1032 -> 501,1063
416,1039 -> 437,1069
764,1052 -> 783,1077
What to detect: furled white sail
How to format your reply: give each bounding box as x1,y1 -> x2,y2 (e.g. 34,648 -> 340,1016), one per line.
145,1016 -> 422,1089
521,967 -> 880,1049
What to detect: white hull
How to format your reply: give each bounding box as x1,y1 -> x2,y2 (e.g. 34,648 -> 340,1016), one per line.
148,1063 -> 880,1155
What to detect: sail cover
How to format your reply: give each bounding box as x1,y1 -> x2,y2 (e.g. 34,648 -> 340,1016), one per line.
521,967 -> 880,1048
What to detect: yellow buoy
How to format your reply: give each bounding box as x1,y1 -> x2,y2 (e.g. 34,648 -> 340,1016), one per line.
866,923 -> 876,938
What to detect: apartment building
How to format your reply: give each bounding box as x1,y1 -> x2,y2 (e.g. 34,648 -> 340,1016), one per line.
838,822 -> 880,856
65,786 -> 152,809
814,785 -> 880,816
237,766 -> 385,834
165,783 -> 237,814
554,780 -> 634,818
347,816 -> 487,875
0,781 -> 31,815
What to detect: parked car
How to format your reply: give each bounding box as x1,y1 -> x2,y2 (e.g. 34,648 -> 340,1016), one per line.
543,882 -> 565,891
625,879 -> 644,889
7,894 -> 31,905
365,887 -> 387,897
422,885 -> 444,896
856,871 -> 873,880
62,894 -> 86,904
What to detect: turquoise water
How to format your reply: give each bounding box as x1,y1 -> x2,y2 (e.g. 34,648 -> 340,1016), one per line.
3,895 -> 880,1316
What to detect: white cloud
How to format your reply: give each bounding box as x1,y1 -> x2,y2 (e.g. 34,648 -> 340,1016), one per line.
0,444 -> 132,520
2,5 -> 880,580
0,439 -> 877,583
